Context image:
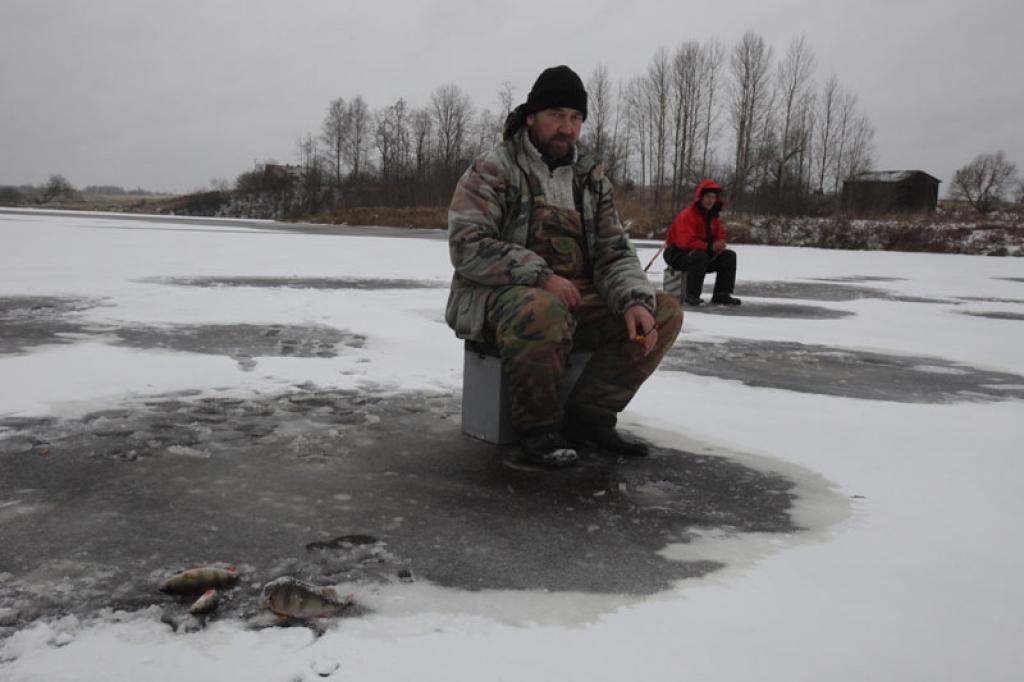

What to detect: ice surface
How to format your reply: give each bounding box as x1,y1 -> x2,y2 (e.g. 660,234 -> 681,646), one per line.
1,209 -> 1023,681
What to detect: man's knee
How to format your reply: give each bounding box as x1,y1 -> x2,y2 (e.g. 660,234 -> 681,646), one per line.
689,250 -> 710,267
654,291 -> 683,338
664,244 -> 686,270
497,288 -> 574,344
718,248 -> 737,263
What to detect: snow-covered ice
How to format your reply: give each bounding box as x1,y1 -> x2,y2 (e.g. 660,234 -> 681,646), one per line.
1,208 -> 1022,681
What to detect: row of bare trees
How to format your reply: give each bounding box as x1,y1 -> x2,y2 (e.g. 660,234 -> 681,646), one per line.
248,32 -> 877,215
274,86 -> 502,209
585,33 -> 876,213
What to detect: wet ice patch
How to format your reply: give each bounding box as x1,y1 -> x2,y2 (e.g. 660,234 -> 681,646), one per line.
959,310 -> 1024,321
911,364 -> 970,376
809,275 -> 906,283
662,338 -> 1024,402
956,296 -> 1024,304
0,386 -> 831,631
0,495 -> 52,524
0,296 -> 100,319
111,323 -> 365,370
144,276 -> 447,290
0,296 -> 104,355
739,279 -> 949,304
684,301 -> 853,319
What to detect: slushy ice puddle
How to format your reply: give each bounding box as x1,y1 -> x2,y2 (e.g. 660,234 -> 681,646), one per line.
0,384 -> 846,637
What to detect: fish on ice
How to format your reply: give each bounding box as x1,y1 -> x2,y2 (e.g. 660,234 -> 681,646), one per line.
158,565 -> 240,594
260,576 -> 353,620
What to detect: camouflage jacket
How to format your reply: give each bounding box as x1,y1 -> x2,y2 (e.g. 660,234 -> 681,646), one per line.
445,129 -> 656,342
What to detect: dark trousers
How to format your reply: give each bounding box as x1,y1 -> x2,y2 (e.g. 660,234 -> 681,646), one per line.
485,287 -> 683,432
663,245 -> 737,298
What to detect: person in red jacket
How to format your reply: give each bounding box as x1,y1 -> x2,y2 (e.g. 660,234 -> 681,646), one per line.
663,179 -> 741,306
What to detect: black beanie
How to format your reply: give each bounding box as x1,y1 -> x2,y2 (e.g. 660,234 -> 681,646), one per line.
524,65 -> 587,120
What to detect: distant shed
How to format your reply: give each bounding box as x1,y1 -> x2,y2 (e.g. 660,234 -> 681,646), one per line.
842,170 -> 941,213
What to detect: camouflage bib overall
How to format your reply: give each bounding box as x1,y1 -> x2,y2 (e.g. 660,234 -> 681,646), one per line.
524,184 -> 590,287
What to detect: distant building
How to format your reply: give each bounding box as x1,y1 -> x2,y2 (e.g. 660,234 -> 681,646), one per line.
842,170 -> 941,213
263,164 -> 305,182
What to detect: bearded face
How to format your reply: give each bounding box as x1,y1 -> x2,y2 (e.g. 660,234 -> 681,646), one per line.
526,107 -> 583,163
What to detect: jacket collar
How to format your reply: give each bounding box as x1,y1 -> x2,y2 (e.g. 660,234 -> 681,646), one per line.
509,128 -> 598,180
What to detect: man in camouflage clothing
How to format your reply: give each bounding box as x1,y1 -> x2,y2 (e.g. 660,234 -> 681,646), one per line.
446,65 -> 683,468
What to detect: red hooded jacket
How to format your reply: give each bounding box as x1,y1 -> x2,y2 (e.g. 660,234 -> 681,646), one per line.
665,179 -> 726,252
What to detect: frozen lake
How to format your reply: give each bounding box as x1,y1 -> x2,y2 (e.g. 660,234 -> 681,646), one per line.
1,208 -> 1022,681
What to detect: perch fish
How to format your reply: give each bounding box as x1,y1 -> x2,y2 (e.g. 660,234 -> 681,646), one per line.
159,565 -> 239,594
261,577 -> 352,619
189,589 -> 220,615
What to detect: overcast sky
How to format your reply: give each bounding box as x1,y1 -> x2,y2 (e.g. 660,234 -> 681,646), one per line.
1,0 -> 1021,195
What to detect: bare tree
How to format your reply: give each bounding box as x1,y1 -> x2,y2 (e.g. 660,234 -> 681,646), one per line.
39,174 -> 75,203
294,133 -> 326,212
699,40 -> 726,178
830,88 -> 857,194
794,93 -> 817,193
669,41 -> 704,206
375,98 -> 411,195
431,84 -> 473,177
297,133 -> 320,173
771,35 -> 816,201
623,77 -> 649,189
469,108 -> 502,159
950,151 -> 1018,213
644,48 -> 672,207
321,97 -> 349,188
729,31 -> 773,206
842,114 -> 875,182
814,75 -> 840,195
605,79 -> 632,185
345,97 -> 371,181
410,108 -> 434,205
584,64 -> 614,162
497,81 -> 516,122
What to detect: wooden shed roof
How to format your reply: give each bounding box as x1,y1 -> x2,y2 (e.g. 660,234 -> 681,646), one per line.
848,170 -> 941,184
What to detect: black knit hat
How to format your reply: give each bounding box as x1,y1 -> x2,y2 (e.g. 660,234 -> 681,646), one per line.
524,65 -> 588,120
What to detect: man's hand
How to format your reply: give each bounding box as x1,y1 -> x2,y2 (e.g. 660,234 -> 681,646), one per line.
712,239 -> 726,254
543,274 -> 582,308
624,304 -> 658,356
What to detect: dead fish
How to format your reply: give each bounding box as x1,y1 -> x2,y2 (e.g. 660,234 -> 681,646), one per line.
159,565 -> 239,594
261,577 -> 352,620
189,589 -> 219,615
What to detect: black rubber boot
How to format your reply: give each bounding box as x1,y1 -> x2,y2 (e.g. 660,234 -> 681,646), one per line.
520,431 -> 578,468
563,408 -> 650,458
582,426 -> 650,458
711,294 -> 741,305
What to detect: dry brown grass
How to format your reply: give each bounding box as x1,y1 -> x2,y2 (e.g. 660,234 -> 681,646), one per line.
15,192 -> 1022,256
298,198 -> 679,236
614,191 -> 679,238
732,211 -> 1023,256
308,206 -> 448,230
18,194 -> 176,213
